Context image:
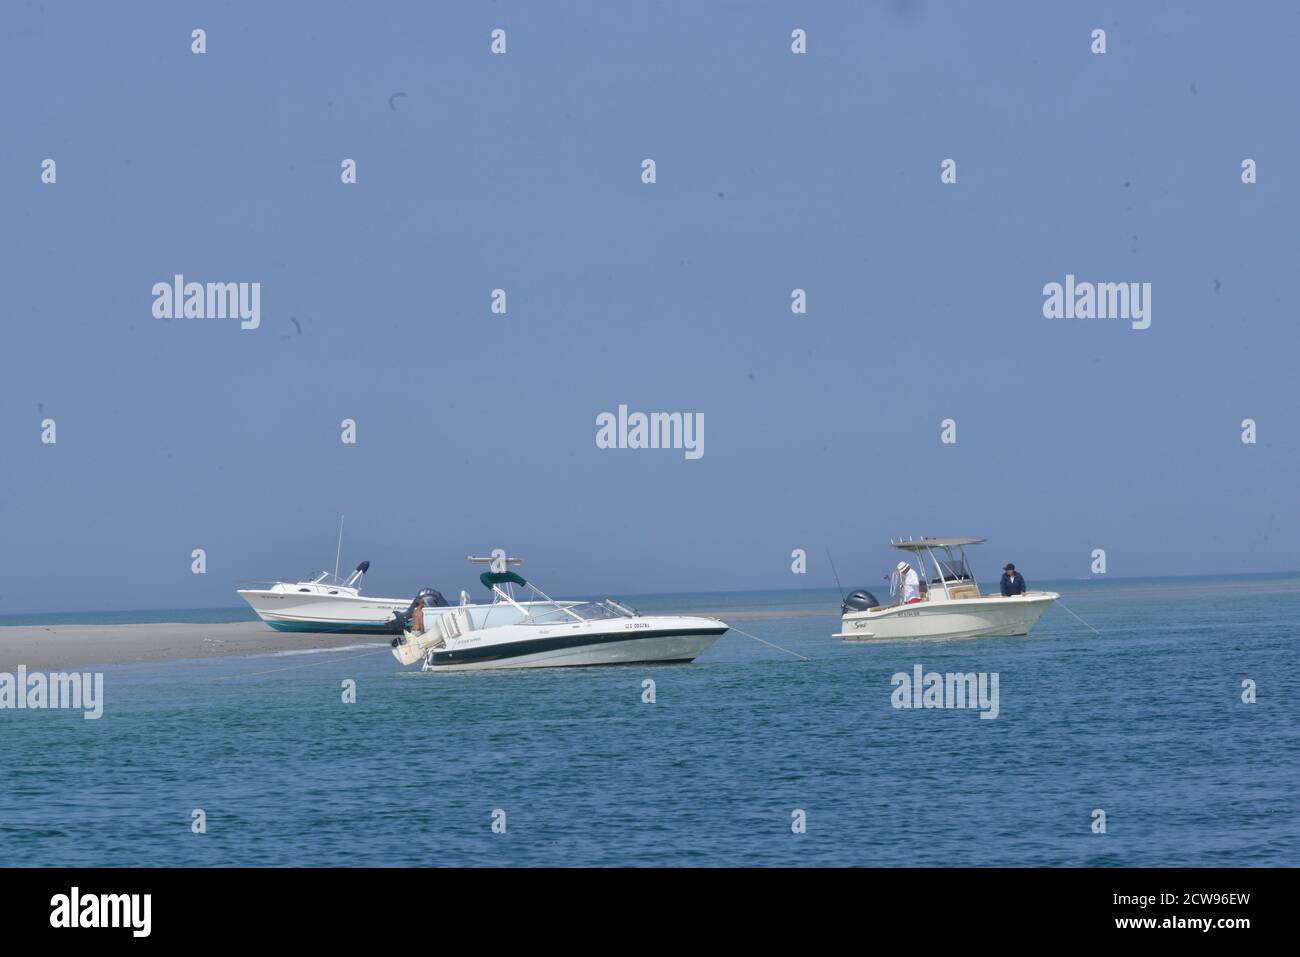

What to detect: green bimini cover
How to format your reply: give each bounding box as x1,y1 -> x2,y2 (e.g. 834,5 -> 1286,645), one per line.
480,570 -> 527,590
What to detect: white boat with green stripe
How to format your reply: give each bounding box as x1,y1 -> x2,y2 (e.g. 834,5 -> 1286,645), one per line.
391,569 -> 729,671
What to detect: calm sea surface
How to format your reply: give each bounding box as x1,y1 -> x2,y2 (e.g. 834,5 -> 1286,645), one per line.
2,575 -> 1297,866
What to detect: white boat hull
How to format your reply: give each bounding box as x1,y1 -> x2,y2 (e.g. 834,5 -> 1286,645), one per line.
238,589 -> 412,633
835,592 -> 1058,641
396,615 -> 728,671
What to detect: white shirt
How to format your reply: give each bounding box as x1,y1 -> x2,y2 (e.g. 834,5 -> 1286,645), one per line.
901,568 -> 920,603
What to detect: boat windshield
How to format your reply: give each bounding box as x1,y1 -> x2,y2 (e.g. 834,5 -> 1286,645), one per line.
303,570 -> 349,587
518,603 -> 575,624
585,600 -> 638,620
522,600 -> 637,624
931,555 -> 972,583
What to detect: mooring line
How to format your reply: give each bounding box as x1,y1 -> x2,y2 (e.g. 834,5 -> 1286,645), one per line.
1055,599 -> 1103,636
209,647 -> 392,681
727,625 -> 810,661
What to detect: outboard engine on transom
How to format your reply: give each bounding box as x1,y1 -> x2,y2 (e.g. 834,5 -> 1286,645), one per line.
385,587 -> 449,634
842,589 -> 880,614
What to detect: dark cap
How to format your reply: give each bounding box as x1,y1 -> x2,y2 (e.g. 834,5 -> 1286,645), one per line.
1003,563 -> 1016,571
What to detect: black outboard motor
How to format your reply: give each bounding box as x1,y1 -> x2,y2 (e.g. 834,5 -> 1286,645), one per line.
842,589 -> 880,614
386,587 -> 450,634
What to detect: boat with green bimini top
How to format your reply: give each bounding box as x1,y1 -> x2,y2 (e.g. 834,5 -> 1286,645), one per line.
391,568 -> 729,671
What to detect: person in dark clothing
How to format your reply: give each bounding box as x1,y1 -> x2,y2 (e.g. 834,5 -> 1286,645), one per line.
1000,563 -> 1027,596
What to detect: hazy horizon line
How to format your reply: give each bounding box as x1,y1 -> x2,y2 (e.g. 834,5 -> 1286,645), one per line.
2,568 -> 1298,620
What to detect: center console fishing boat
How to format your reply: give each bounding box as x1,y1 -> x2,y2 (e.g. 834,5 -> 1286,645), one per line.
834,537 -> 1058,641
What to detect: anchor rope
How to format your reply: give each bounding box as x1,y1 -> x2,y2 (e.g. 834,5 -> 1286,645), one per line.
209,646 -> 391,681
727,624 -> 810,661
1054,598 -> 1103,636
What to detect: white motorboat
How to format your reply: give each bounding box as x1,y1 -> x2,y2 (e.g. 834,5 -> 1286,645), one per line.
238,561 -> 416,633
239,553 -> 565,635
834,538 -> 1058,641
391,569 -> 729,671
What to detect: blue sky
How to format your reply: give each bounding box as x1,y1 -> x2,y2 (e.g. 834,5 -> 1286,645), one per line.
2,1 -> 1296,613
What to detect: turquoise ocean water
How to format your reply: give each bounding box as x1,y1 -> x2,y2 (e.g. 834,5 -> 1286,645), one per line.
1,574 -> 1296,866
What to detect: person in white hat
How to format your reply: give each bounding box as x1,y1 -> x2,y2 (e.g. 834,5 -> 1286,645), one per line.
896,560 -> 921,604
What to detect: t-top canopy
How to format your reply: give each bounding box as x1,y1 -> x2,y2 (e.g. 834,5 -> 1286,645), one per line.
890,537 -> 985,550
481,570 -> 527,589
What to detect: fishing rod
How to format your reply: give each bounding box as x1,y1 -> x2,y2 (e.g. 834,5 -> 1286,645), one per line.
825,547 -> 846,605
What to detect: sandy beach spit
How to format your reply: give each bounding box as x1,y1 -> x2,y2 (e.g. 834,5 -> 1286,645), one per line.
0,608 -> 834,670
0,621 -> 388,671
0,608 -> 832,670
